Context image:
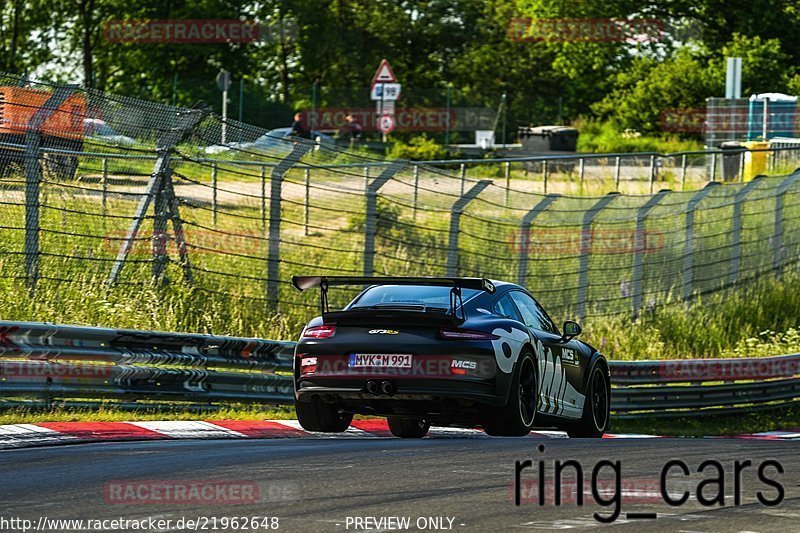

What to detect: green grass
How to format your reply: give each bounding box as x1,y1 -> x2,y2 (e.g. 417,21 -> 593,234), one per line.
584,270 -> 800,360
0,404 -> 295,425
612,404 -> 800,437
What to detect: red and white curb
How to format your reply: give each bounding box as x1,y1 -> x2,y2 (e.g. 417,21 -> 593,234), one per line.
0,420 -> 797,450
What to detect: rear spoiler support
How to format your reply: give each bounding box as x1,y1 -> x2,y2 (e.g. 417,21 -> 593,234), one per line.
292,275 -> 496,319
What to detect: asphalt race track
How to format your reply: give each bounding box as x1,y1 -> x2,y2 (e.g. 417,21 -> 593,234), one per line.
0,437 -> 798,532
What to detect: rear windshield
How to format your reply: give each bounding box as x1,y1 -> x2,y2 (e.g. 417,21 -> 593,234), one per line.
349,285 -> 481,309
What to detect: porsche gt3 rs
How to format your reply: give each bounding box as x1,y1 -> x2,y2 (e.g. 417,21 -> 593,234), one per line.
291,276 -> 610,438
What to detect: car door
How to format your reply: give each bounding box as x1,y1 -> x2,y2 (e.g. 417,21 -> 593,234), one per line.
506,291 -> 584,418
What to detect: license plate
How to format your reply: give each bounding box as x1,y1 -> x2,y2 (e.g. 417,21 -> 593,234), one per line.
348,353 -> 412,368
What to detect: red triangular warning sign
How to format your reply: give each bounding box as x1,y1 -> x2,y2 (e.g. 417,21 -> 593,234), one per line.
371,59 -> 397,88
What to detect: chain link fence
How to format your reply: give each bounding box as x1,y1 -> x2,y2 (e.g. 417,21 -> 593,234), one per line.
2,73 -> 800,328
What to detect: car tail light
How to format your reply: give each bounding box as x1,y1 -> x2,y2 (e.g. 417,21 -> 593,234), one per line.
439,328 -> 499,340
303,325 -> 336,339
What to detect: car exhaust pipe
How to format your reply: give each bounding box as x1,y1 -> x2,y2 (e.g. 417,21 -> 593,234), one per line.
365,380 -> 380,395
380,381 -> 395,396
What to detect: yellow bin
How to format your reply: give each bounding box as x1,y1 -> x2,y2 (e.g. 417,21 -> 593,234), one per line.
742,141 -> 769,181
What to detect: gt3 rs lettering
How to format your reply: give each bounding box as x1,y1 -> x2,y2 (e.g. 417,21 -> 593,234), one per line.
368,329 -> 399,335
490,327 -> 530,373
536,339 -> 585,419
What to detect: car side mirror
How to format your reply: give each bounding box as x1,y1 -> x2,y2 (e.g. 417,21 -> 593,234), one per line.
562,320 -> 581,341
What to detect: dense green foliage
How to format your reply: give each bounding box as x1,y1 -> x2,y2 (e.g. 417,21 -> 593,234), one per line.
2,0 -> 798,137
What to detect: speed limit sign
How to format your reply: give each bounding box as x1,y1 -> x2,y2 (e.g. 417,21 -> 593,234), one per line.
378,114 -> 396,134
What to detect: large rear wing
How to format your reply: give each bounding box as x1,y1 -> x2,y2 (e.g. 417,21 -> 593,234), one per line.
291,276 -> 496,322
291,276 -> 496,293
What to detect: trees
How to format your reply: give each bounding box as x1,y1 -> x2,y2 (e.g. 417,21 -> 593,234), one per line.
2,0 -> 797,133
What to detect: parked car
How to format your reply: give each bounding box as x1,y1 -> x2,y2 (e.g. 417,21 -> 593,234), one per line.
204,127 -> 335,155
84,118 -> 136,146
291,276 -> 611,438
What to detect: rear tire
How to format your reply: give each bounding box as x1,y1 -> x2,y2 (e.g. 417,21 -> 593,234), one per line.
387,417 -> 430,438
484,350 -> 537,437
566,363 -> 610,438
295,396 -> 353,433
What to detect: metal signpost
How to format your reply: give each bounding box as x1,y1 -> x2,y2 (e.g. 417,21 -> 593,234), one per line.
371,59 -> 399,141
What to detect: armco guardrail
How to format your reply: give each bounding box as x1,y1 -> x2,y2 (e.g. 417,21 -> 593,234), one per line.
0,321 -> 798,419
0,321 -> 295,406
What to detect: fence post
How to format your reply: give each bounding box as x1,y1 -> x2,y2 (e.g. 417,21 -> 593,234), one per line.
211,163 -> 218,228
459,163 -> 466,195
304,167 -> 311,236
504,161 -> 511,207
773,171 -> 800,273
412,164 -> 420,221
266,143 -> 312,308
108,108 -> 209,284
682,182 -> 719,301
578,157 -> 585,192
101,157 -> 108,229
680,154 -> 687,190
738,150 -> 745,182
710,152 -> 717,182
576,192 -> 620,320
614,156 -> 621,191
517,194 -> 561,285
363,160 -> 406,277
260,165 -> 266,229
631,189 -> 670,319
163,173 -> 193,282
446,180 -> 492,277
542,160 -> 549,194
23,85 -> 77,290
364,166 -> 369,192
729,177 -> 763,285
109,106 -> 208,285
648,155 -> 656,194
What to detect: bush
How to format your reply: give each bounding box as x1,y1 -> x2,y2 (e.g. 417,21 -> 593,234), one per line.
574,118 -> 702,154
386,135 -> 447,161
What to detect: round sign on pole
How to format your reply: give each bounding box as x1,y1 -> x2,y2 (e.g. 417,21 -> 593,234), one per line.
216,71 -> 231,92
378,114 -> 396,134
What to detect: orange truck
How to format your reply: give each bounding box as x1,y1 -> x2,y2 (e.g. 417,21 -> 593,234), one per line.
0,86 -> 86,178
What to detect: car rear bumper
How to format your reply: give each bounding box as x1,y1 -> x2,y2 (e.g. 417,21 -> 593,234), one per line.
295,376 -> 504,409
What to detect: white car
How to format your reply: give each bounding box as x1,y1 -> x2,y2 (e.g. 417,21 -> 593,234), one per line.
84,119 -> 136,146
204,127 -> 335,155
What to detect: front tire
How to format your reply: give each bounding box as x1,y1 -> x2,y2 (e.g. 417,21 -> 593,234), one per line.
566,363 -> 610,438
484,350 -> 537,436
387,417 -> 430,438
295,396 -> 353,432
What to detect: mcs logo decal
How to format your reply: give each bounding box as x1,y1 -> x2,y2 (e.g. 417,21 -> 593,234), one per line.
452,360 -> 477,370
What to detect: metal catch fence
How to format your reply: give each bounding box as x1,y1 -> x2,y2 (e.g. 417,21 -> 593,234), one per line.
1,73 -> 800,328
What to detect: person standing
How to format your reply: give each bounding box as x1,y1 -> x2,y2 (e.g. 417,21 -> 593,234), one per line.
290,112 -> 311,139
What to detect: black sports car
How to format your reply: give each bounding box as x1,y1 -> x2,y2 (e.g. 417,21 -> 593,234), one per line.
291,276 -> 610,438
